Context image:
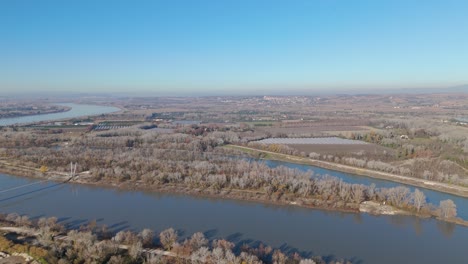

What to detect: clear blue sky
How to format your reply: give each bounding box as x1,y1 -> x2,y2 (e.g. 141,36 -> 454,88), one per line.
1,0 -> 467,95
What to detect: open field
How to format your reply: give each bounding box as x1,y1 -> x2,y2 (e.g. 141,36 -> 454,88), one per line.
286,144 -> 393,156
1,94 -> 467,223
0,94 -> 468,264
4,2 -> 468,262
255,125 -> 369,135
257,137 -> 367,145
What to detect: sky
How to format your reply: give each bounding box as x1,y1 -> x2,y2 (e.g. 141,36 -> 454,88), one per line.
1,0 -> 468,95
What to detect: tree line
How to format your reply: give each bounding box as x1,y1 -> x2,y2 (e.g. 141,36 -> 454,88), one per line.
0,213 -> 347,264
0,128 -> 459,221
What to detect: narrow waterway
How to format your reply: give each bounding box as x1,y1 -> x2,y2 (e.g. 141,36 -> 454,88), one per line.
264,159 -> 468,220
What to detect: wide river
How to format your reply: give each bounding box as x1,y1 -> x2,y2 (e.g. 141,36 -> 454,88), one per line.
0,106 -> 467,263
0,103 -> 120,126
0,165 -> 467,263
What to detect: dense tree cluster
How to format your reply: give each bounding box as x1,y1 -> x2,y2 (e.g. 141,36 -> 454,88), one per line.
247,141 -> 468,186
0,213 -> 348,264
0,128 -> 459,219
0,103 -> 70,119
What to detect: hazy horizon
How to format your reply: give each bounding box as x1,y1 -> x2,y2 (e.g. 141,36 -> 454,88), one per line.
1,84 -> 467,98
1,0 -> 468,94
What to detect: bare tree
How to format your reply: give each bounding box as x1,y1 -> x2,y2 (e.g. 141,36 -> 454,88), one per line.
440,199 -> 457,219
144,254 -> 164,264
128,241 -> 143,260
367,183 -> 376,199
17,215 -> 31,226
189,232 -> 208,250
6,213 -> 19,223
351,184 -> 365,203
212,239 -> 234,251
159,228 -> 178,250
412,189 -> 426,212
272,249 -> 288,264
113,230 -> 138,245
239,251 -> 262,264
37,226 -> 54,247
211,247 -> 225,263
108,255 -> 126,264
139,228 -> 154,247
191,247 -> 211,264
387,186 -> 411,207
300,259 -> 317,264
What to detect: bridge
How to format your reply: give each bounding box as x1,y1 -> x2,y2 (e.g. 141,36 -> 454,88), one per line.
0,162 -> 79,202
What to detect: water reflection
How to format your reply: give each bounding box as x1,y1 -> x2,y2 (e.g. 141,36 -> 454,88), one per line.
265,159 -> 468,220
436,221 -> 456,238
0,173 -> 467,263
352,213 -> 363,224
413,218 -> 423,236
0,103 -> 119,126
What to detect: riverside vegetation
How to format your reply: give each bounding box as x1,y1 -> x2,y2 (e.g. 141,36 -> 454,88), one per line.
0,126 -> 461,225
0,103 -> 71,119
0,95 -> 467,262
0,213 -> 348,264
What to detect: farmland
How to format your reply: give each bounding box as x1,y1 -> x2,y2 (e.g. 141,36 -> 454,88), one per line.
0,93 -> 468,264
285,144 -> 392,156
256,137 -> 368,145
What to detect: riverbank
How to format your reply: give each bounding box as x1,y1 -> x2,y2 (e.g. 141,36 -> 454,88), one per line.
0,105 -> 71,120
0,217 -> 340,264
0,225 -> 181,263
0,159 -> 361,214
2,157 -> 468,228
225,145 -> 468,198
0,103 -> 122,127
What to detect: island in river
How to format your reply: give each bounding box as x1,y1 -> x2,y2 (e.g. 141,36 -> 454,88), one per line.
0,99 -> 467,263
0,103 -> 71,119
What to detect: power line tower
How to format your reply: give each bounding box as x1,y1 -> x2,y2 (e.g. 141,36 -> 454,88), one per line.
70,162 -> 77,178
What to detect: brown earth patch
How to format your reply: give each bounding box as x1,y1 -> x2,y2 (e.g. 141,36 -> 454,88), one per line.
286,144 -> 394,156
256,125 -> 368,135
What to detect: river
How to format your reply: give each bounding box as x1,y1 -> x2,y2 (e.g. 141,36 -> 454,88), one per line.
0,104 -> 467,262
0,170 -> 466,263
0,103 -> 120,126
264,159 -> 468,220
